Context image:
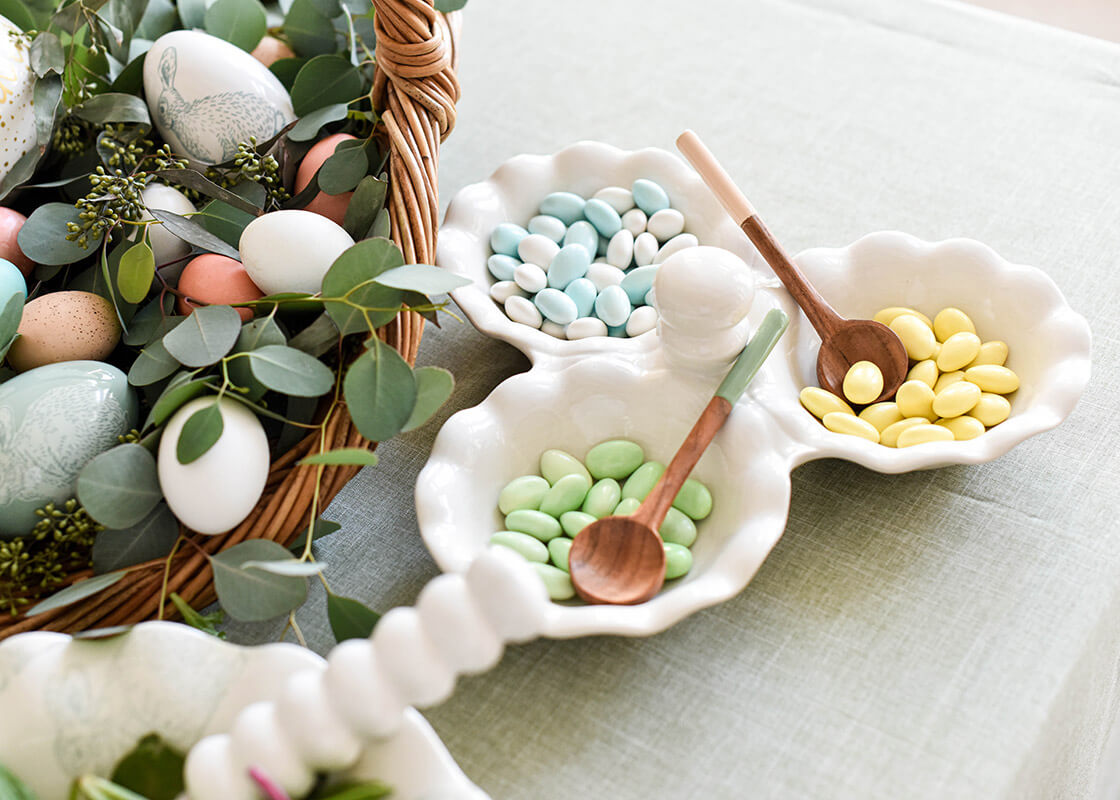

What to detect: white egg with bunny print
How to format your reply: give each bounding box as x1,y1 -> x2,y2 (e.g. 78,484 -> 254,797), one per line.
0,14 -> 38,186
143,30 -> 295,166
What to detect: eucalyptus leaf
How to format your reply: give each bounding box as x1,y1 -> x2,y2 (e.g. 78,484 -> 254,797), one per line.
321,238 -> 405,335
434,0 -> 468,11
327,593 -> 380,643
288,518 -> 341,553
312,780 -> 393,800
169,592 -> 225,638
30,32 -> 64,77
269,56 -> 306,91
72,625 -> 134,640
210,539 -> 308,622
92,503 -> 180,574
77,444 -> 162,529
247,344 -> 335,397
176,401 -> 224,464
342,174 -> 387,239
0,762 -> 39,800
145,372 -> 214,429
343,337 -> 417,442
225,316 -> 285,399
374,264 -> 470,295
300,448 -> 378,466
0,293 -> 24,357
178,0 -> 210,28
117,241 -> 155,303
401,366 -> 453,433
0,147 -> 46,204
128,339 -> 181,386
135,0 -> 178,39
149,209 -> 241,260
17,203 -> 99,266
318,139 -> 368,195
162,304 -> 241,367
197,203 -> 255,250
242,558 -> 326,576
288,312 -> 339,357
307,0 -> 340,16
204,0 -> 267,51
111,51 -> 148,94
110,733 -> 185,800
277,393 -> 319,454
25,571 -> 126,617
0,0 -> 38,30
370,207 -> 391,239
153,169 -> 262,215
123,297 -> 179,346
290,54 -> 361,116
284,0 -> 337,56
74,92 -> 151,125
288,103 -> 350,144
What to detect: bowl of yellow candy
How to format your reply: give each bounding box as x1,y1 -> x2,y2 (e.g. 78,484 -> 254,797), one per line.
778,231 -> 1092,472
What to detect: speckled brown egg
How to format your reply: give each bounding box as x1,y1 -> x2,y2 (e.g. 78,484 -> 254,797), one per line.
251,35 -> 295,67
295,133 -> 357,227
7,291 -> 122,372
177,254 -> 264,321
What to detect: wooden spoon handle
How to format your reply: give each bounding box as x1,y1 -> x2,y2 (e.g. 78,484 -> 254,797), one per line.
633,309 -> 790,529
675,129 -> 844,339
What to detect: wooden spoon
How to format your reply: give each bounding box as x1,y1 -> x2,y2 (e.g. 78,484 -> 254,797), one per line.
568,308 -> 790,605
676,129 -> 908,404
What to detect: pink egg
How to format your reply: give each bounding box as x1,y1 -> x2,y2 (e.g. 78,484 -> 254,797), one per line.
177,254 -> 264,322
0,208 -> 35,277
295,133 -> 357,227
251,35 -> 295,67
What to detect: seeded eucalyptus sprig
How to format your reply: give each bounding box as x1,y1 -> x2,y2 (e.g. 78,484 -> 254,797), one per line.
0,500 -> 101,614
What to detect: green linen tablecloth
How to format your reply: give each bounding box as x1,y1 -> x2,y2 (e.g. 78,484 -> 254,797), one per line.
226,0 -> 1120,796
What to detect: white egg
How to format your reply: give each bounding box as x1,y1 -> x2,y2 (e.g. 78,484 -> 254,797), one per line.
0,16 -> 38,186
143,30 -> 295,165
158,396 -> 270,535
132,183 -> 196,267
239,210 -> 355,295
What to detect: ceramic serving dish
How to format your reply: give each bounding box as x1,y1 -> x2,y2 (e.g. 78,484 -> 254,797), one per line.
424,142 -> 1092,638
0,622 -> 484,799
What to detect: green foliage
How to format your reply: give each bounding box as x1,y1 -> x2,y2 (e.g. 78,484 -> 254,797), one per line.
175,402 -> 224,464
246,344 -> 336,397
210,540 -> 308,622
117,240 -> 154,303
0,293 -> 24,363
77,444 -> 162,528
204,0 -> 268,52
344,337 -> 417,443
25,570 -> 125,617
291,55 -> 362,116
326,593 -> 380,642
321,238 -> 405,334
288,103 -> 350,142
285,0 -> 338,56
300,448 -> 379,467
109,734 -> 185,800
91,504 -> 179,574
0,759 -> 39,799
169,592 -> 226,638
318,139 -> 368,195
163,304 -> 242,368
402,366 -> 454,432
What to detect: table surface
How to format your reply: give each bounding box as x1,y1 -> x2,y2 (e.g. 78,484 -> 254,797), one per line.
226,0 -> 1120,797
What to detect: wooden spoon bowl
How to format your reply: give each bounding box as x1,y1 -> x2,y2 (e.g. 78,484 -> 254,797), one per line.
816,318 -> 909,402
568,517 -> 666,605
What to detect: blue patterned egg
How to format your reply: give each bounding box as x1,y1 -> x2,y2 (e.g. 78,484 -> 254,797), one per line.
0,15 -> 37,186
0,361 -> 138,538
143,30 -> 295,165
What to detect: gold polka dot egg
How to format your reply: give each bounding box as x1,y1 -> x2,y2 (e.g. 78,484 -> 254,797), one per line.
7,290 -> 122,372
0,15 -> 37,187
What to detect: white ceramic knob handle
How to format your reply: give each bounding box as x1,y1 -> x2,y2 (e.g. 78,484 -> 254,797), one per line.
183,547 -> 549,799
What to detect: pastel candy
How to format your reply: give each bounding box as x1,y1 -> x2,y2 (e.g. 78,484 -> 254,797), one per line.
621,461 -> 665,500
532,562 -> 575,600
586,262 -> 625,292
633,232 -> 658,266
620,265 -> 658,305
564,278 -> 597,318
540,449 -> 592,485
632,179 -> 670,215
487,254 -> 519,281
586,439 -> 644,480
490,531 -> 548,563
606,229 -> 634,269
625,306 -> 658,337
566,317 -> 608,339
538,473 -> 591,517
664,542 -> 693,580
534,288 -> 578,325
517,233 -> 561,268
549,536 -> 574,571
594,285 -> 631,327
621,208 -> 647,236
513,262 -> 547,294
614,497 -> 641,516
490,280 -> 526,304
528,214 -> 566,243
539,192 -> 586,225
498,474 -> 550,514
547,244 -> 591,289
563,220 -> 599,258
504,296 -> 542,328
582,478 -> 622,518
660,507 -> 697,547
646,208 -> 685,242
560,510 -> 596,538
505,509 -> 562,541
490,223 -> 528,257
592,186 -> 634,214
653,233 -> 699,264
672,478 -> 712,520
583,198 -> 622,238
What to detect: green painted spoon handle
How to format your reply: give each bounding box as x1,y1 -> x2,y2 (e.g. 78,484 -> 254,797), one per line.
715,308 -> 790,404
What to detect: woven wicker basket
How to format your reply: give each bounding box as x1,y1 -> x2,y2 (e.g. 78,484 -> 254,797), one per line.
0,0 -> 461,640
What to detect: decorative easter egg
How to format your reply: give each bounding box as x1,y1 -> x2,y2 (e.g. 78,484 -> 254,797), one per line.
157,396 -> 270,535
250,35 -> 295,67
0,257 -> 26,305
7,291 -> 122,372
136,183 -> 196,267
239,210 -> 354,295
0,208 -> 34,276
0,361 -> 138,539
295,133 -> 358,226
0,17 -> 37,188
177,254 -> 264,321
143,30 -> 296,165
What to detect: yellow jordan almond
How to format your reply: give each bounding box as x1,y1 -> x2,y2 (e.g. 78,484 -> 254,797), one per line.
799,386 -> 854,419
932,307 -> 976,342
895,380 -> 937,421
822,411 -> 880,443
967,340 -> 1009,368
889,314 -> 937,361
842,360 -> 884,405
933,371 -> 965,394
880,417 -> 929,448
936,331 -> 981,372
936,416 -> 985,441
897,423 -> 955,447
964,364 -> 1019,394
930,341 -> 942,361
859,402 -> 904,433
932,380 -> 981,419
906,359 -> 938,389
971,393 -> 1011,426
874,306 -> 933,328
